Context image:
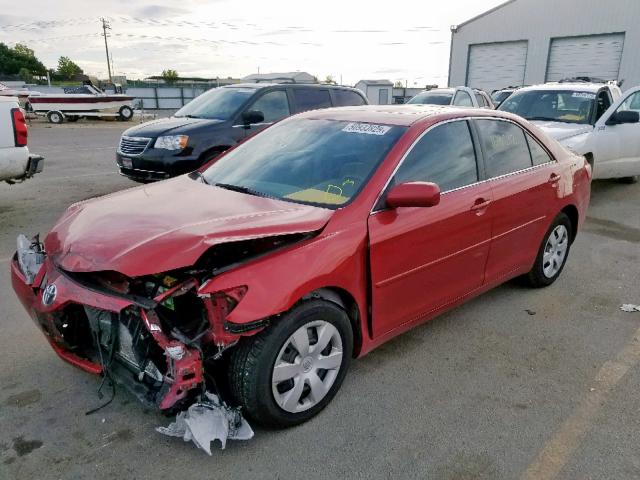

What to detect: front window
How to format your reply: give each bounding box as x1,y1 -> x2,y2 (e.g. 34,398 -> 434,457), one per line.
491,90 -> 512,105
175,87 -> 255,120
202,118 -> 407,208
408,91 -> 453,105
499,90 -> 597,125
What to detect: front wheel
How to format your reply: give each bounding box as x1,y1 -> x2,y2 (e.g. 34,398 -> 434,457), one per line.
228,300 -> 353,428
525,212 -> 572,288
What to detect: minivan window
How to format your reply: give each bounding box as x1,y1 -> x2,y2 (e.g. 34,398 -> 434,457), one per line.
476,119 -> 532,177
453,91 -> 473,107
248,90 -> 290,123
393,120 -> 478,191
333,90 -> 366,107
174,87 -> 254,120
293,88 -> 332,112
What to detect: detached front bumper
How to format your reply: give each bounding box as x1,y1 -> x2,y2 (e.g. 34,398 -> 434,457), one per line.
10,252 -> 205,411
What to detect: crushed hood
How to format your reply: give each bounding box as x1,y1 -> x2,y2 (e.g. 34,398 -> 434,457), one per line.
45,176 -> 333,277
530,120 -> 593,142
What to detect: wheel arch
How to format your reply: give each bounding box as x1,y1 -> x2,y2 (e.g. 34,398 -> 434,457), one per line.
560,204 -> 579,244
198,144 -> 232,164
302,287 -> 363,357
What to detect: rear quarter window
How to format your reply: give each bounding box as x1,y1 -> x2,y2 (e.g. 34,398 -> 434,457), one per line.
292,88 -> 332,113
332,89 -> 366,107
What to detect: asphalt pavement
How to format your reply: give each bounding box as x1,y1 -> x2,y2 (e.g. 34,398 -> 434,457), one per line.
1,120 -> 639,480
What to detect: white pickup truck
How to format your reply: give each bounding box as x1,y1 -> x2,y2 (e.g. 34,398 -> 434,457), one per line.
0,96 -> 44,184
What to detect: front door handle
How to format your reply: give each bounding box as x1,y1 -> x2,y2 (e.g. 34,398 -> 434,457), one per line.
471,198 -> 492,212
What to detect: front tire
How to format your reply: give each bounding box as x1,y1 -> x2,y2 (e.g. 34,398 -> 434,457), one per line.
228,300 -> 353,428
525,212 -> 572,288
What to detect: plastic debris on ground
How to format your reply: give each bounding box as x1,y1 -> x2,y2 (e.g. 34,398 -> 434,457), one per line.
156,393 -> 254,454
620,304 -> 640,313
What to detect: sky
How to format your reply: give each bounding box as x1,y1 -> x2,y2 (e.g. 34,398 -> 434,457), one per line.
0,0 -> 505,86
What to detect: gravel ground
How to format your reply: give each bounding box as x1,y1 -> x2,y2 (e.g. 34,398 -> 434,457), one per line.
1,122 -> 639,480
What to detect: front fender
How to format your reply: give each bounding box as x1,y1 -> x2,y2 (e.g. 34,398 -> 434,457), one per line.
198,223 -> 369,333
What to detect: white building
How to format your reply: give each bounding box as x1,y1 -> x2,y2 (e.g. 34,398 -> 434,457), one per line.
242,72 -> 316,84
448,0 -> 640,92
354,80 -> 393,105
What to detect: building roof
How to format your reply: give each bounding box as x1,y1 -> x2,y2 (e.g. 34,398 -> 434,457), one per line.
242,72 -> 316,83
455,0 -> 517,29
356,79 -> 393,86
297,104 -> 518,127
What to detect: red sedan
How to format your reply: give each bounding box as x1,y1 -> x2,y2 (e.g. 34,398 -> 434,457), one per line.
11,105 -> 591,427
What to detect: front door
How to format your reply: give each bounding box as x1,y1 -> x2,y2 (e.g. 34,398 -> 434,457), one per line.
593,87 -> 640,179
237,89 -> 291,138
368,120 -> 492,337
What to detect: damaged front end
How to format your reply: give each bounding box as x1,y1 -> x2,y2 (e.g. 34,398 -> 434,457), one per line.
11,233 -> 308,412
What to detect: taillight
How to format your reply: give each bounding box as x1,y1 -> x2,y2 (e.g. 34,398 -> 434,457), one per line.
11,108 -> 28,147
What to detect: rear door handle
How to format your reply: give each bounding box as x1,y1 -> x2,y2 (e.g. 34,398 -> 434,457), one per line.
548,173 -> 561,183
471,198 -> 492,211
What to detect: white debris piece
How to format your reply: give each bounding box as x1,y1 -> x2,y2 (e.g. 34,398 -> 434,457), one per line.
156,393 -> 253,454
620,304 -> 640,313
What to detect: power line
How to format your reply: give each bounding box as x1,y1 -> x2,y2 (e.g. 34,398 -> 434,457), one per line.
100,17 -> 112,82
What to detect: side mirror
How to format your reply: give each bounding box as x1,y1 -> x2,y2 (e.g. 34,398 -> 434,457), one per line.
242,110 -> 265,128
386,182 -> 441,209
607,110 -> 640,125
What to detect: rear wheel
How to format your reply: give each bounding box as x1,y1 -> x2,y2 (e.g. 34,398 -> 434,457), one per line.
47,111 -> 64,124
118,105 -> 134,121
525,212 -> 572,287
228,300 -> 353,428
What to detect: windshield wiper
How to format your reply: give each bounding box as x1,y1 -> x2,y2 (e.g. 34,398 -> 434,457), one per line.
214,182 -> 272,198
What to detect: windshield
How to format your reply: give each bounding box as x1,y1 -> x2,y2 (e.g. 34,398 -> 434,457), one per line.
491,90 -> 512,105
407,91 -> 453,105
202,118 -> 407,208
175,87 -> 255,120
499,90 -> 597,125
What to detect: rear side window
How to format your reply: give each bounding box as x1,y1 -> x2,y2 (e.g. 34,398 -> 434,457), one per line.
526,134 -> 553,166
249,90 -> 290,123
393,120 -> 478,191
476,119 -> 532,177
293,88 -> 332,112
453,91 -> 473,107
333,89 -> 366,107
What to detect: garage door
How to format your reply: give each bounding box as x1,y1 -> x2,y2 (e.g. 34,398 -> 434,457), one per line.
466,41 -> 528,92
545,33 -> 625,82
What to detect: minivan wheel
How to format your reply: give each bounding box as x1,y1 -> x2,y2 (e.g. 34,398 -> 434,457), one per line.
525,212 -> 572,288
228,300 -> 353,428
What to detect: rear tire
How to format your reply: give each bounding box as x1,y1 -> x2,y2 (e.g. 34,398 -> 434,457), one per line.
118,105 -> 134,121
228,300 -> 353,428
47,111 -> 64,124
525,212 -> 572,288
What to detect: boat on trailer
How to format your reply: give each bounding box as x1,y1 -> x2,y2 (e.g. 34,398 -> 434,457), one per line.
27,83 -> 136,123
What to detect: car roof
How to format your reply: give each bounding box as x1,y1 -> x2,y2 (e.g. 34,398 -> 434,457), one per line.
517,83 -> 604,93
416,88 -> 455,94
297,104 -> 517,127
224,82 -> 362,92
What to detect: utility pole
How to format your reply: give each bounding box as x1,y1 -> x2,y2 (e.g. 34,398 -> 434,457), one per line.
100,17 -> 112,82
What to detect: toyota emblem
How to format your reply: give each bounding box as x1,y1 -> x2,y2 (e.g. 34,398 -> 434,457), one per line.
42,284 -> 57,306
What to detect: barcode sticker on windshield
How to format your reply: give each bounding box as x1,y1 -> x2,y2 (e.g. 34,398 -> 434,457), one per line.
342,123 -> 391,135
572,92 -> 596,99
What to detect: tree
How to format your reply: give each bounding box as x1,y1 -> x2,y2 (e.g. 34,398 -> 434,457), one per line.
394,80 -> 405,88
323,75 -> 337,85
161,69 -> 179,84
18,68 -> 33,83
0,43 -> 46,76
57,56 -> 83,80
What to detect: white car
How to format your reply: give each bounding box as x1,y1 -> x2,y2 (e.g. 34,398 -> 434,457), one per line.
0,96 -> 44,184
408,86 -> 494,109
499,82 -> 640,182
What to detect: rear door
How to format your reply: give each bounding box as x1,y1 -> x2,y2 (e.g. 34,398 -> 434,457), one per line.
368,119 -> 492,337
592,87 -> 640,179
474,118 -> 560,281
291,87 -> 332,113
331,89 -> 367,107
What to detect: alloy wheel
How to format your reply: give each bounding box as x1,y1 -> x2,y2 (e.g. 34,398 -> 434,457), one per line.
542,225 -> 569,278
